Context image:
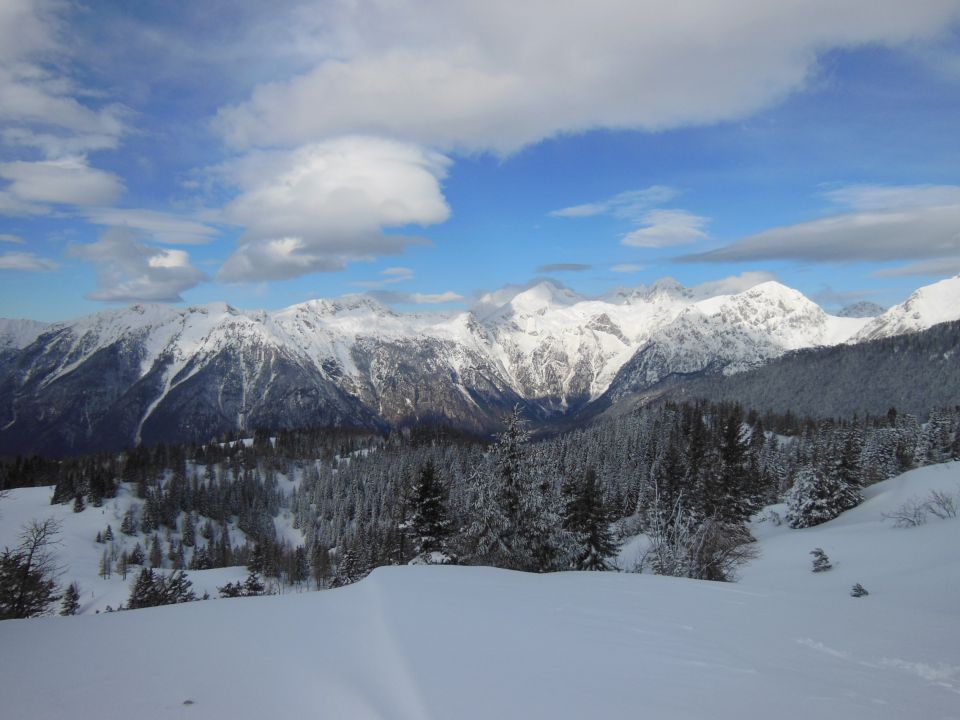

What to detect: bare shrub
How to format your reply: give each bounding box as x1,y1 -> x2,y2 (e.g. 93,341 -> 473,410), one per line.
882,498 -> 929,527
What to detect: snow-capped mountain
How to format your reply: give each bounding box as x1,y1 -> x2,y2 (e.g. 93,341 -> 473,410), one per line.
600,281 -> 870,402
854,275 -> 960,342
1,275 -> 958,454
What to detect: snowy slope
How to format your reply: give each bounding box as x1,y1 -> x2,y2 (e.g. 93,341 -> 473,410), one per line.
1,463 -> 959,719
0,318 -> 49,351
855,274 -> 960,342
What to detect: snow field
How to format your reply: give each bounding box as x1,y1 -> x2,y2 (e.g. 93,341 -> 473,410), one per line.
0,462 -> 958,719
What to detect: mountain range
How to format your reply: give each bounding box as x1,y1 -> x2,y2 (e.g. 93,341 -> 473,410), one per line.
1,274 -> 959,455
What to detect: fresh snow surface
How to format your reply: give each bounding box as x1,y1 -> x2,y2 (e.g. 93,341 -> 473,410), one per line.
854,273 -> 960,342
0,318 -> 49,350
2,462 -> 959,719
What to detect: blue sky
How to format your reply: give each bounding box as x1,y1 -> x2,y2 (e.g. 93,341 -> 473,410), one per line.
2,1 -> 960,321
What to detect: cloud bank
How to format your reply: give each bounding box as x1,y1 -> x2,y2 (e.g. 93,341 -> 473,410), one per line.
70,228 -> 206,302
215,0 -> 960,154
217,137 -> 450,283
681,184 -> 960,268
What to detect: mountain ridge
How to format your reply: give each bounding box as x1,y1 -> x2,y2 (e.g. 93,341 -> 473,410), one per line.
1,275 -> 958,455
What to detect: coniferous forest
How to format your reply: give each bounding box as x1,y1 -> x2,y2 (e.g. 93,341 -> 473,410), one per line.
3,399 -> 957,615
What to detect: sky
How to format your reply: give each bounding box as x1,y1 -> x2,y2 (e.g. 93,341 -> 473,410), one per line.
1,0 -> 960,322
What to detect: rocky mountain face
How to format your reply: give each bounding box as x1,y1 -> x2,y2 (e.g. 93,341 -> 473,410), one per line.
1,275 -> 958,455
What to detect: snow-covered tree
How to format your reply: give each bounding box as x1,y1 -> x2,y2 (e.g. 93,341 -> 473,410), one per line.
786,467 -> 852,528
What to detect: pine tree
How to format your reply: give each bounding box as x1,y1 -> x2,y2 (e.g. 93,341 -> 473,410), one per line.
149,535 -> 163,569
60,582 -> 81,616
181,513 -> 196,547
99,547 -> 111,579
810,548 -> 832,572
786,468 -> 850,528
409,460 -> 452,562
120,507 -> 138,536
311,543 -> 332,589
331,536 -> 372,587
72,494 -> 85,513
850,582 -> 869,597
128,543 -> 145,566
104,525 -> 114,542
563,467 -> 618,571
464,407 -> 570,571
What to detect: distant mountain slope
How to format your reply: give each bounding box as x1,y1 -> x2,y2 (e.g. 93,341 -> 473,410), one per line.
855,275 -> 960,342
655,319 -> 960,418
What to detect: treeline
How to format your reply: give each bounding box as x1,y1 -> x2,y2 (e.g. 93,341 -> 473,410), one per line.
3,401 -> 959,601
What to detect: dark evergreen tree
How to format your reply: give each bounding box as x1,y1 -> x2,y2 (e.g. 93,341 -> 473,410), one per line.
409,460 -> 452,561
72,493 -> 85,513
563,467 -> 618,571
60,582 -> 81,616
810,547 -> 832,573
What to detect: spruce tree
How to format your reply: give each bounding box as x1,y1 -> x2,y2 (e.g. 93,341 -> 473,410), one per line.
786,468 -> 849,528
60,582 -> 81,616
409,460 -> 452,562
563,467 -> 618,571
810,548 -> 832,572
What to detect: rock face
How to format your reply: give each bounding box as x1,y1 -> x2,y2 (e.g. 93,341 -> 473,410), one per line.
837,301 -> 885,319
0,275 -> 957,455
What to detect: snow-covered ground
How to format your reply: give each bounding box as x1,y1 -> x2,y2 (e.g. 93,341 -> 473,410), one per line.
1,462 -> 959,719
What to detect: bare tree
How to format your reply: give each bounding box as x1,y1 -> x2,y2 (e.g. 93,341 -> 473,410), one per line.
0,518 -> 63,620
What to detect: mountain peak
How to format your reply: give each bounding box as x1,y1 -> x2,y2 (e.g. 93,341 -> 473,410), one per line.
837,301 -> 885,318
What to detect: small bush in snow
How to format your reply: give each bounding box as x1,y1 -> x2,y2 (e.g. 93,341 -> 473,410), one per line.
882,498 -> 929,528
850,583 -> 869,597
926,489 -> 959,520
810,548 -> 832,573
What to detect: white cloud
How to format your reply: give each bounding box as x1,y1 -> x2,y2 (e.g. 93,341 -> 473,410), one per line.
873,257 -> 960,278
536,263 -> 591,273
0,2 -> 127,141
70,228 -> 206,302
352,266 -> 415,288
214,1 -> 960,154
0,250 -> 57,272
84,208 -> 218,245
824,184 -> 960,211
550,187 -> 678,220
690,271 -> 778,298
411,291 -> 465,304
610,263 -> 644,273
622,209 -> 709,248
682,184 -> 960,264
0,233 -> 25,243
217,137 -> 450,282
1,127 -> 120,157
0,157 -> 123,208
